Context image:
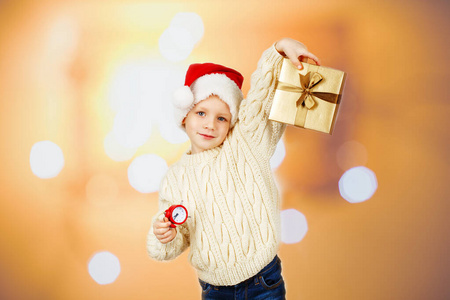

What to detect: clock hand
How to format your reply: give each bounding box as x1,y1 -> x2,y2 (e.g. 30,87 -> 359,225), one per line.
174,213 -> 179,219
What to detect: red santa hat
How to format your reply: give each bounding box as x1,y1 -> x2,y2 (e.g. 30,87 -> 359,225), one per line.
172,63 -> 244,130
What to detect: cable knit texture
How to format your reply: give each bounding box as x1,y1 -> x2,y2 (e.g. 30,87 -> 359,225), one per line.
147,45 -> 286,286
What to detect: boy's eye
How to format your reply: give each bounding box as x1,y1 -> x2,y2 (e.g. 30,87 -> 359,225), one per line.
218,117 -> 227,122
197,112 -> 205,116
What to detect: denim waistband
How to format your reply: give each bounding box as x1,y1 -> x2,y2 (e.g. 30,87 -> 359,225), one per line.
258,255 -> 280,276
199,255 -> 280,288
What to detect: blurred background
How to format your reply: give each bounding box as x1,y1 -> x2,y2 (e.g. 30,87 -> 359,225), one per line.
0,0 -> 449,299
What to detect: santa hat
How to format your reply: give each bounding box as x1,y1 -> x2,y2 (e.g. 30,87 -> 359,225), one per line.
172,63 -> 244,130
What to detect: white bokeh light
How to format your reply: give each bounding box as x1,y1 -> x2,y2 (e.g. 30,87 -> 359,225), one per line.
151,62 -> 186,126
30,141 -> 65,179
103,132 -> 137,162
107,61 -> 143,113
158,12 -> 204,62
107,60 -> 156,149
88,251 -> 121,285
158,121 -> 189,144
339,166 -> 378,203
169,12 -> 204,44
158,76 -> 189,144
281,209 -> 308,244
159,26 -> 195,62
107,59 -> 187,146
270,139 -> 286,169
107,60 -> 165,115
128,154 -> 168,193
112,107 -> 152,149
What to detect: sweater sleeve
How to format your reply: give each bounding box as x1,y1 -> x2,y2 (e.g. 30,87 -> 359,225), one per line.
146,175 -> 190,261
237,44 -> 286,158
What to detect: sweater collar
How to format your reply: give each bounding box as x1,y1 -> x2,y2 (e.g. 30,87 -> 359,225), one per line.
181,145 -> 222,166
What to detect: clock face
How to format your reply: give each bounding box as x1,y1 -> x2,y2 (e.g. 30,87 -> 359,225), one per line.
172,206 -> 187,224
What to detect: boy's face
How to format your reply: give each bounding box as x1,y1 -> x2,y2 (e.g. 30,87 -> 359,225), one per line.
182,95 -> 231,154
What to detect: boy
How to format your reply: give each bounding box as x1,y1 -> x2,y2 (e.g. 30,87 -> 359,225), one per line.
147,38 -> 320,299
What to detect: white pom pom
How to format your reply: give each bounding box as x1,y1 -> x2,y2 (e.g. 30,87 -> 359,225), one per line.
172,86 -> 194,109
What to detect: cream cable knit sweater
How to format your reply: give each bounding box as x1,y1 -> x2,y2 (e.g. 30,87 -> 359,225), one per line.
147,45 -> 286,286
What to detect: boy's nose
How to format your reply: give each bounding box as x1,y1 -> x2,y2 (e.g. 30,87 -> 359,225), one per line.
203,118 -> 215,130
203,118 -> 214,130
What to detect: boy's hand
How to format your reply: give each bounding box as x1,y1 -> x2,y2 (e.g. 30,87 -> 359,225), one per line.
275,38 -> 321,70
153,217 -> 177,244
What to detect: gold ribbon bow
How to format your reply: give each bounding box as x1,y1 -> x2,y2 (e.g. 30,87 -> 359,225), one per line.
276,72 -> 341,109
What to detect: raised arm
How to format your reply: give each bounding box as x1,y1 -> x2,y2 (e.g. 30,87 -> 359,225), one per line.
237,38 -> 320,157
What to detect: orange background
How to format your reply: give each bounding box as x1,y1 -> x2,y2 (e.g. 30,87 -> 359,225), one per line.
1,0 -> 449,299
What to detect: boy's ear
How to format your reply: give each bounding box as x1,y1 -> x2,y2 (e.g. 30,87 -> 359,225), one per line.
181,117 -> 186,125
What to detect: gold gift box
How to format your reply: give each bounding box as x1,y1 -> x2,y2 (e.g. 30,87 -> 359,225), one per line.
269,59 -> 347,134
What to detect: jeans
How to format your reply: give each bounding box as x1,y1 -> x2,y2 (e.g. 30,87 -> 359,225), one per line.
199,256 -> 286,300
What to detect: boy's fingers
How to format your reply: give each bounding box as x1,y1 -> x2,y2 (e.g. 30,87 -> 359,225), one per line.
156,224 -> 174,234
163,217 -> 174,226
155,226 -> 175,238
159,230 -> 176,244
285,50 -> 303,69
157,227 -> 169,234
294,54 -> 320,69
160,237 -> 171,244
159,229 -> 169,237
156,219 -> 172,228
166,233 -> 176,243
302,52 -> 321,65
163,229 -> 175,238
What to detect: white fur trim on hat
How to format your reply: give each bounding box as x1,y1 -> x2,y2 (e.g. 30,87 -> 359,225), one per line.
190,73 -> 243,126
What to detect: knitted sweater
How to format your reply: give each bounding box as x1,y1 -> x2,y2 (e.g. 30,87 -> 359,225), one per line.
147,45 -> 286,286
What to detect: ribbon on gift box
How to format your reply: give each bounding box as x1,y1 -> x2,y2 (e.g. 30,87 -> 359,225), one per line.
275,71 -> 342,127
276,72 -> 341,108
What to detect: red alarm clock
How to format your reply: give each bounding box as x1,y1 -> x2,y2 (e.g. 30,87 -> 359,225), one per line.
164,204 -> 188,228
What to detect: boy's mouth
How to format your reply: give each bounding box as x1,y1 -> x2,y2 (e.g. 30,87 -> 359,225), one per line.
198,133 -> 215,140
